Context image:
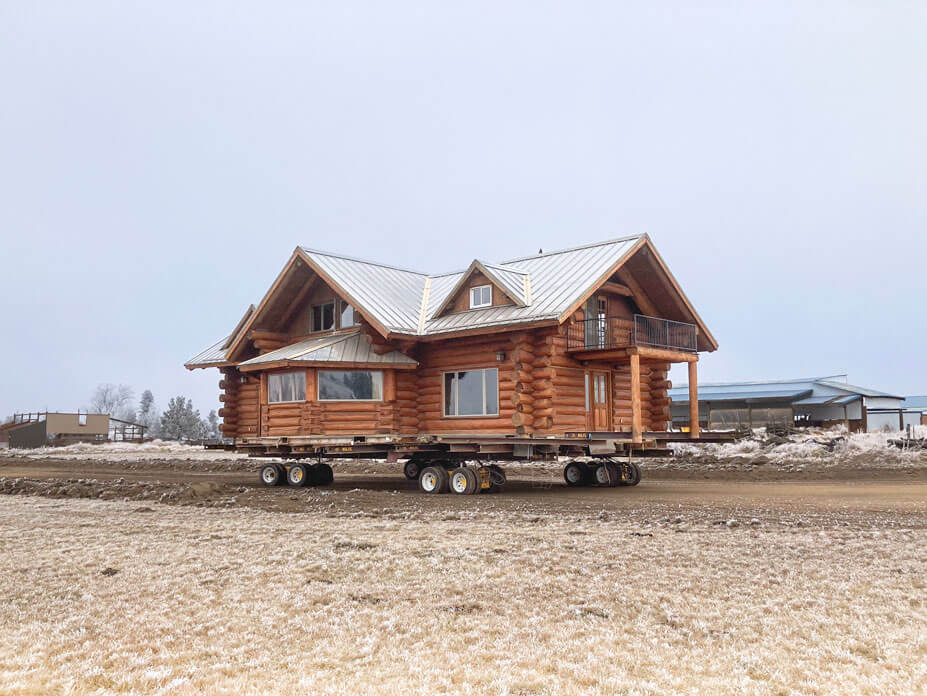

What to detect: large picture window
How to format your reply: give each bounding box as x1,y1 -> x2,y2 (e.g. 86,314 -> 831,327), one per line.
444,368 -> 499,417
318,370 -> 383,401
268,372 -> 306,403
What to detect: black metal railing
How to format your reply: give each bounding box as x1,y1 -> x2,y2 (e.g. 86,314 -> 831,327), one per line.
567,314 -> 697,353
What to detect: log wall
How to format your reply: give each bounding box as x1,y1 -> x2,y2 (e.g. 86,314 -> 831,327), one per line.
216,325 -> 674,437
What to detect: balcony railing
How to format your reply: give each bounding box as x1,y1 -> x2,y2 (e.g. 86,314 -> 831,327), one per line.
567,314 -> 698,353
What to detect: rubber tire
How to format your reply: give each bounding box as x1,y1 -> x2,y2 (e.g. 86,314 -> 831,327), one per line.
563,461 -> 590,487
624,461 -> 641,487
419,466 -> 449,494
450,467 -> 480,495
403,459 -> 423,481
488,464 -> 506,486
259,464 -> 281,487
311,462 -> 334,486
594,462 -> 620,487
286,463 -> 309,487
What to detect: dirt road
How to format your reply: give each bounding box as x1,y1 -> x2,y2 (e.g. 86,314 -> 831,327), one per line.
2,456 -> 925,525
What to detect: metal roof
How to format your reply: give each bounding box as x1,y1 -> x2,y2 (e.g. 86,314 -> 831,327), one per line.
904,395 -> 927,409
670,376 -> 903,406
238,331 -> 418,367
191,233 -> 717,363
669,389 -> 812,405
185,335 -> 231,368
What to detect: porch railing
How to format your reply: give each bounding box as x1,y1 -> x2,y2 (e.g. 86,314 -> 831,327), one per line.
567,314 -> 698,353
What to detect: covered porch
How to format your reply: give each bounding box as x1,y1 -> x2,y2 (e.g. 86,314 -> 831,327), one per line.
569,314 -> 702,443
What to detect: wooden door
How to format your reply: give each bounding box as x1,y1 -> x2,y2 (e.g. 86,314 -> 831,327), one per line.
587,370 -> 610,431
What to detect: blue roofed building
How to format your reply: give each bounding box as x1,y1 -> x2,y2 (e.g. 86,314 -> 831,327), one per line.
669,375 -> 915,432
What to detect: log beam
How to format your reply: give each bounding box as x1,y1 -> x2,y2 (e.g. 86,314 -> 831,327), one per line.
688,359 -> 700,439
630,352 -> 642,444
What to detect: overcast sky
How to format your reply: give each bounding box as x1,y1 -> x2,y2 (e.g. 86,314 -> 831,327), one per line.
1,2 -> 925,420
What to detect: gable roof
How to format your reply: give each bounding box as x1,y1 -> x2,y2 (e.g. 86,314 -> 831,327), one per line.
430,259 -> 530,318
190,233 -> 717,366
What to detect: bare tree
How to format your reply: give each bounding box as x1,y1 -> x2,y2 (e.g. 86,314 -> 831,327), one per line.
89,384 -> 135,421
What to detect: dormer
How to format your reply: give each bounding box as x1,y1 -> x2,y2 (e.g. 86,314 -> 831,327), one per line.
432,260 -> 531,318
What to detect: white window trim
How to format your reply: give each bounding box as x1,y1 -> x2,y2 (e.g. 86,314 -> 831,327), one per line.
317,370 -> 384,402
310,301 -> 336,333
268,371 -> 307,404
469,285 -> 492,309
442,367 -> 500,418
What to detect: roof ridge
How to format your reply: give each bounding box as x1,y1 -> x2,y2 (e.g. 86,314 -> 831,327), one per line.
299,247 -> 429,276
500,234 -> 645,264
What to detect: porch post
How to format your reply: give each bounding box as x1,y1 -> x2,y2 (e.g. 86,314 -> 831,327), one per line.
630,351 -> 642,444
688,359 -> 700,439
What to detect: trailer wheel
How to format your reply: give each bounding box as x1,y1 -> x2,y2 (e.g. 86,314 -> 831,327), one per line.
450,467 -> 480,495
419,466 -> 449,494
287,463 -> 309,487
622,462 -> 641,487
594,462 -> 620,487
563,461 -> 590,487
311,463 -> 334,486
259,464 -> 281,487
403,459 -> 423,480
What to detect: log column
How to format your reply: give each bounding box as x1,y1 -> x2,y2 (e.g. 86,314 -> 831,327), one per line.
630,352 -> 642,444
688,359 -> 700,439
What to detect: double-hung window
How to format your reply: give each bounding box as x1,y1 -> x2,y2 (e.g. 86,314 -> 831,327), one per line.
444,368 -> 499,417
318,370 -> 383,401
469,285 -> 492,309
268,372 -> 306,403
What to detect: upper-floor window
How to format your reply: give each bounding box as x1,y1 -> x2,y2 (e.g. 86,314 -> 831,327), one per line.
268,371 -> 306,403
340,300 -> 360,328
78,413 -> 87,426
470,285 -> 492,309
311,302 -> 335,332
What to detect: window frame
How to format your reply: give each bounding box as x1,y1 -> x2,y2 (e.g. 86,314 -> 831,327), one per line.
310,301 -> 336,333
469,285 -> 492,309
317,370 -> 384,402
267,371 -> 307,404
442,367 -> 500,418
338,299 -> 360,328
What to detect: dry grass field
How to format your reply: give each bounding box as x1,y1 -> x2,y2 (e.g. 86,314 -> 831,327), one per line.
1,472 -> 925,695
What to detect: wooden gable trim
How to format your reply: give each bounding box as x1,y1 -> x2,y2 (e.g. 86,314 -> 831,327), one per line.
638,239 -> 719,352
295,248 -> 392,341
227,250 -> 305,362
431,260 -> 527,319
557,235 -> 648,323
222,304 -> 256,350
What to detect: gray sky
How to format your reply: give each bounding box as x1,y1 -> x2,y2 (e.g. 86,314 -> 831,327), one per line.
1,2 -> 925,420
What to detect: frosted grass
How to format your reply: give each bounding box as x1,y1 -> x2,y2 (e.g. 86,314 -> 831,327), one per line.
0,496 -> 924,695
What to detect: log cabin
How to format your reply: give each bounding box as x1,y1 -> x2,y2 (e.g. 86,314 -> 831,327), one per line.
186,234 -> 717,445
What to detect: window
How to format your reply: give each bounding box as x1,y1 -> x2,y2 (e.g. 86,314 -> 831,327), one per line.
444,368 -> 499,417
469,285 -> 492,309
339,300 -> 360,328
268,372 -> 306,403
78,413 -> 87,426
318,370 -> 383,401
311,302 -> 335,332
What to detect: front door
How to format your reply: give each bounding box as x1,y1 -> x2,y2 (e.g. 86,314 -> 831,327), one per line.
587,370 -> 610,431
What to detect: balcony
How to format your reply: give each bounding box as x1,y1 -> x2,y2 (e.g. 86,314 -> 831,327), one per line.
567,314 -> 698,354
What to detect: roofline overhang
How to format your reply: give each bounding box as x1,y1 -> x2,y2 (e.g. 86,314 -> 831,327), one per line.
238,359 -> 419,373
388,318 -> 560,342
184,360 -> 235,371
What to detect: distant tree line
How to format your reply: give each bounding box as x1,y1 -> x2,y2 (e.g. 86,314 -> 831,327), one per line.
87,384 -> 221,441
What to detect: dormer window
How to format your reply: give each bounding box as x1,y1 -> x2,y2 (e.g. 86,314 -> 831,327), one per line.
470,285 -> 492,309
